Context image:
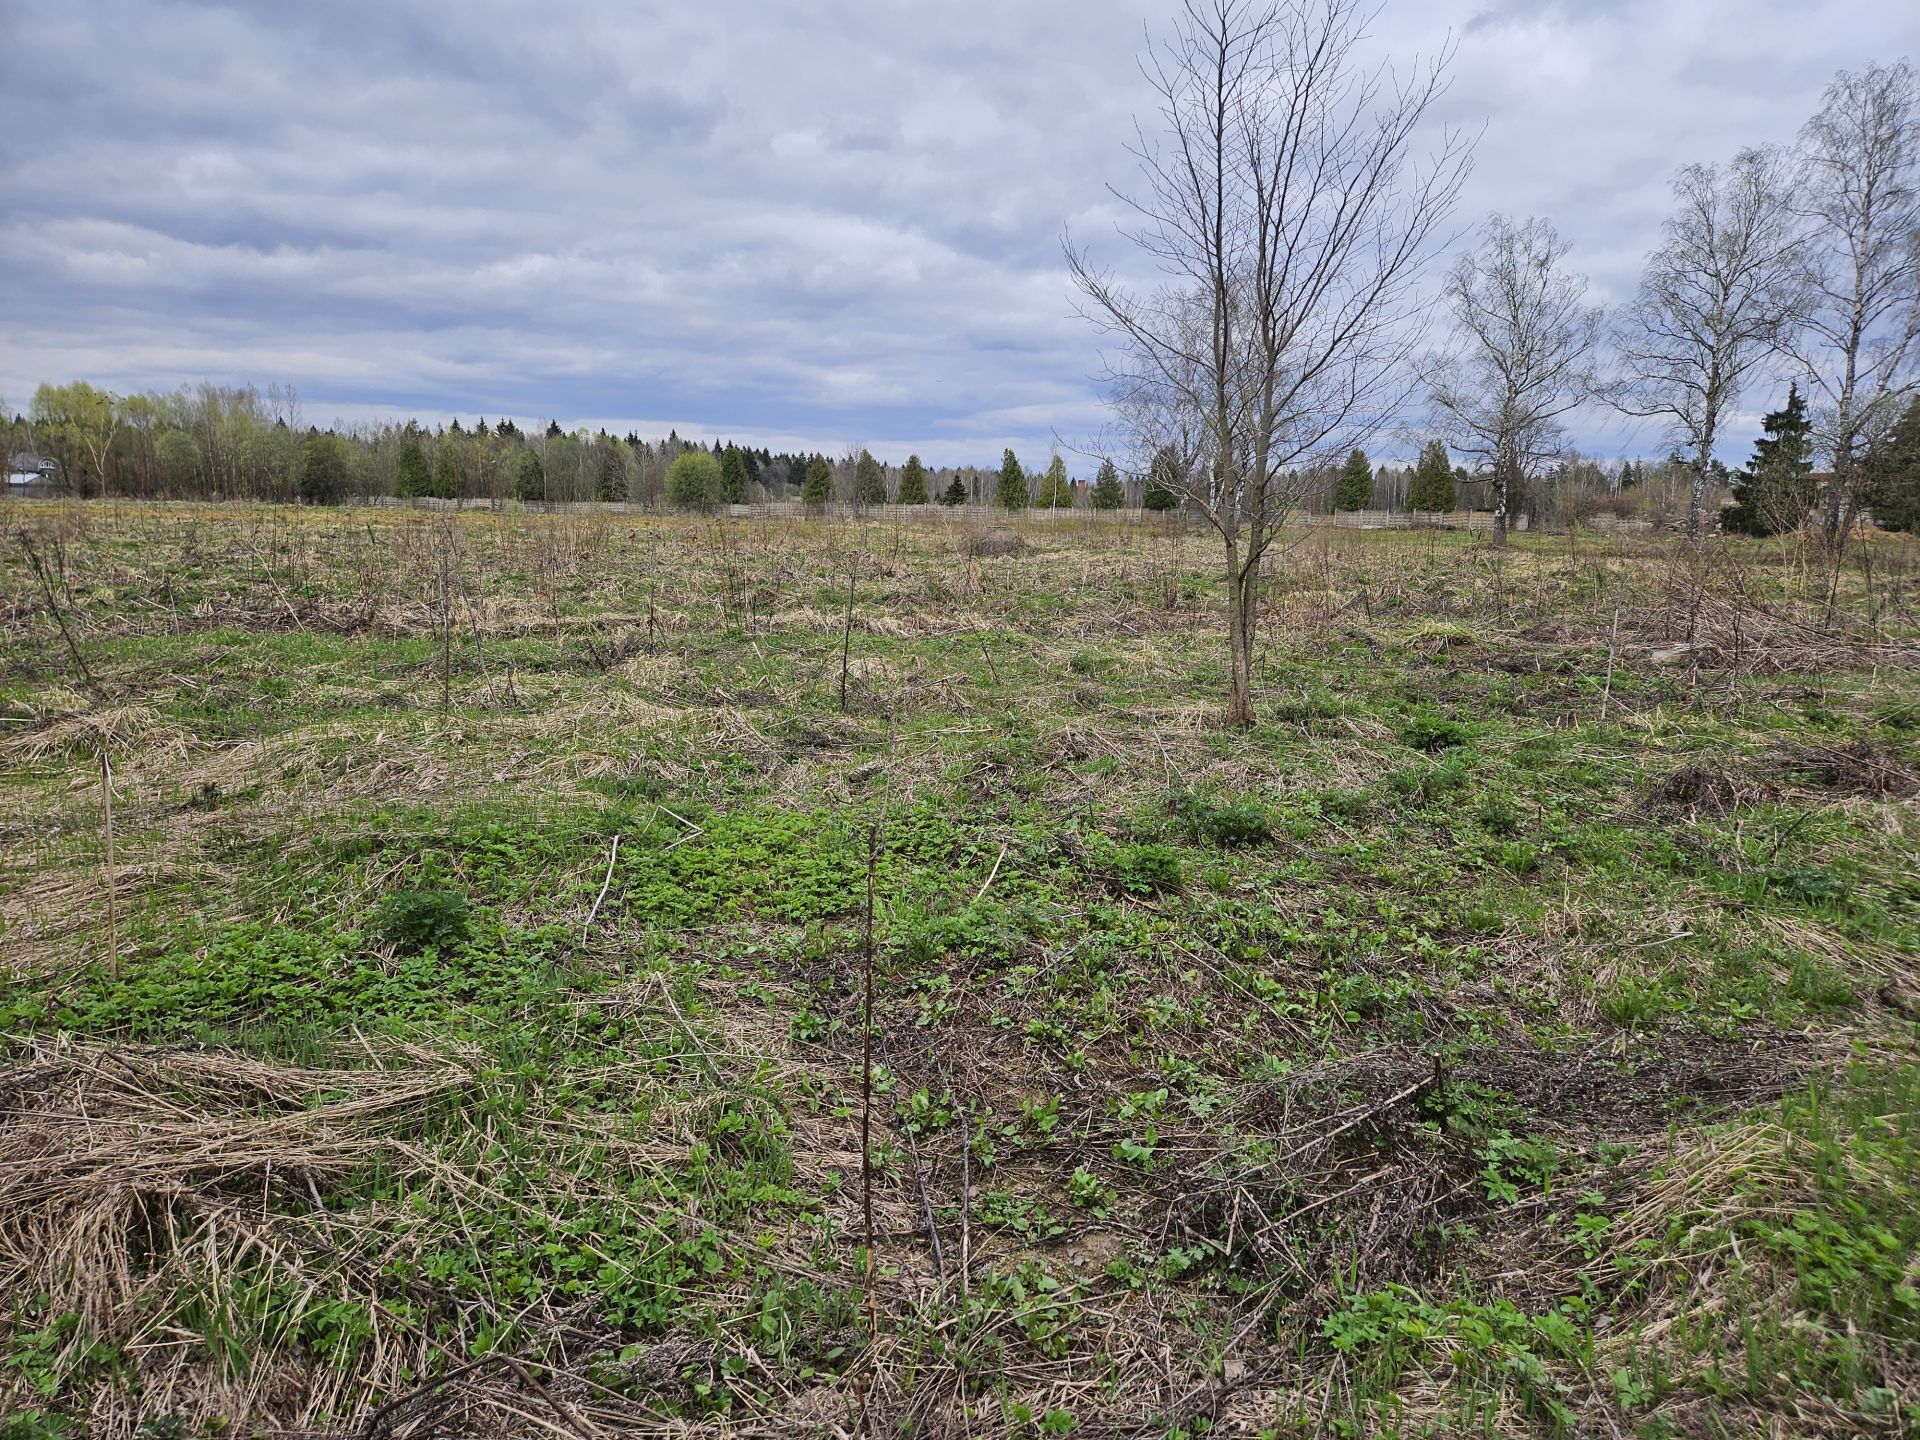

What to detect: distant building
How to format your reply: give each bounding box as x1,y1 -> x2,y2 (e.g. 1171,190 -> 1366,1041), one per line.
7,453 -> 60,498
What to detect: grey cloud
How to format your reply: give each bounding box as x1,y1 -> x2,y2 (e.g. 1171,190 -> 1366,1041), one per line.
0,0 -> 1908,467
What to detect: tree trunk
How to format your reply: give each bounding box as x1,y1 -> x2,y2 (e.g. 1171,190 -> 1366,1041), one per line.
1491,441 -> 1515,546
1224,539 -> 1257,728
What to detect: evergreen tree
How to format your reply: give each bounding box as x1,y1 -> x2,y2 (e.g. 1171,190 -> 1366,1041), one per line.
896,454 -> 929,504
802,455 -> 833,508
1406,440 -> 1456,513
431,438 -> 461,500
941,473 -> 968,505
786,455 -> 809,493
996,448 -> 1028,509
1724,383 -> 1815,536
854,449 -> 887,507
546,420 -> 563,438
512,446 -> 545,503
593,445 -> 630,502
298,434 -> 350,505
720,443 -> 749,504
1143,446 -> 1182,511
1860,397 -> 1920,533
394,436 -> 430,500
666,450 -> 723,511
1037,455 -> 1073,508
1333,447 -> 1373,511
1090,458 -> 1124,510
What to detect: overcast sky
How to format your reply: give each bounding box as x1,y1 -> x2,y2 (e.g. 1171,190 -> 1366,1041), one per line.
0,0 -> 1911,467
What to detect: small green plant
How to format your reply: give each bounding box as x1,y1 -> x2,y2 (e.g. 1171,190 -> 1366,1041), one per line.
1169,789 -> 1272,847
1113,1127 -> 1158,1170
1401,715 -> 1470,751
1115,844 -> 1183,896
1065,1166 -> 1114,1215
373,888 -> 471,955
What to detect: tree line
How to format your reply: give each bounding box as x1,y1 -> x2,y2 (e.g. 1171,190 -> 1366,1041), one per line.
7,383 -> 1186,512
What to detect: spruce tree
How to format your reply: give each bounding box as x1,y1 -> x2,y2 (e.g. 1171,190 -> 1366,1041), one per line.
546,420 -> 563,438
1333,447 -> 1373,511
512,446 -> 545,503
593,445 -> 630,502
896,454 -> 929,504
996,448 -> 1028,509
1037,455 -> 1073,508
941,473 -> 968,505
1724,384 -> 1815,536
1406,440 -> 1455,513
802,455 -> 833,508
1090,458 -> 1124,510
721,443 -> 749,504
430,439 -> 461,499
394,437 -> 430,500
1142,446 -> 1181,511
854,449 -> 887,507
1861,397 -> 1920,533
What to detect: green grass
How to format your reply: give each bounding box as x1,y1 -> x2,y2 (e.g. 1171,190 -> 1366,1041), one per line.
1,504 -> 1915,1436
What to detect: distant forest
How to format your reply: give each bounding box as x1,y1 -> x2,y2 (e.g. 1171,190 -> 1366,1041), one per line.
7,379 -> 1687,525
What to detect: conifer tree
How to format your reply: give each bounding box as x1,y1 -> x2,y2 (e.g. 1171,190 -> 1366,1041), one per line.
512,446 -> 545,503
431,438 -> 461,500
1724,383 -> 1815,536
802,455 -> 833,508
1091,458 -> 1125,510
593,444 -> 630,502
996,448 -> 1028,509
721,443 -> 749,504
896,454 -> 929,504
1142,446 -> 1181,511
1860,397 -> 1920,533
1037,455 -> 1073,508
546,420 -> 563,438
854,449 -> 887,507
1333,447 -> 1373,511
394,436 -> 430,500
1406,440 -> 1456,513
941,473 -> 968,505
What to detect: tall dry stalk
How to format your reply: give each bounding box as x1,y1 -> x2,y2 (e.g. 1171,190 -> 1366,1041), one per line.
100,749 -> 117,978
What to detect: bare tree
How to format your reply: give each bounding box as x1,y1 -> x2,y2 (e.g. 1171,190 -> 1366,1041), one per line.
1790,59 -> 1920,544
1069,0 -> 1470,726
1426,215 -> 1603,544
1613,146 -> 1808,542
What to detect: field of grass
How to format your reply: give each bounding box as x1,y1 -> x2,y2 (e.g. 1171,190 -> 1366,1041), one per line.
3,501 -> 1917,1439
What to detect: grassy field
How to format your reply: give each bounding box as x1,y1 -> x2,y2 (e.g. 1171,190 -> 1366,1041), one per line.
3,502 -> 1917,1440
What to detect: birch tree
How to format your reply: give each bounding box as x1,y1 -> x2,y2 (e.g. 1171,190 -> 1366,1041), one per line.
1069,0 -> 1469,726
1790,60 -> 1920,545
1613,147 -> 1807,541
1426,215 -> 1603,544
